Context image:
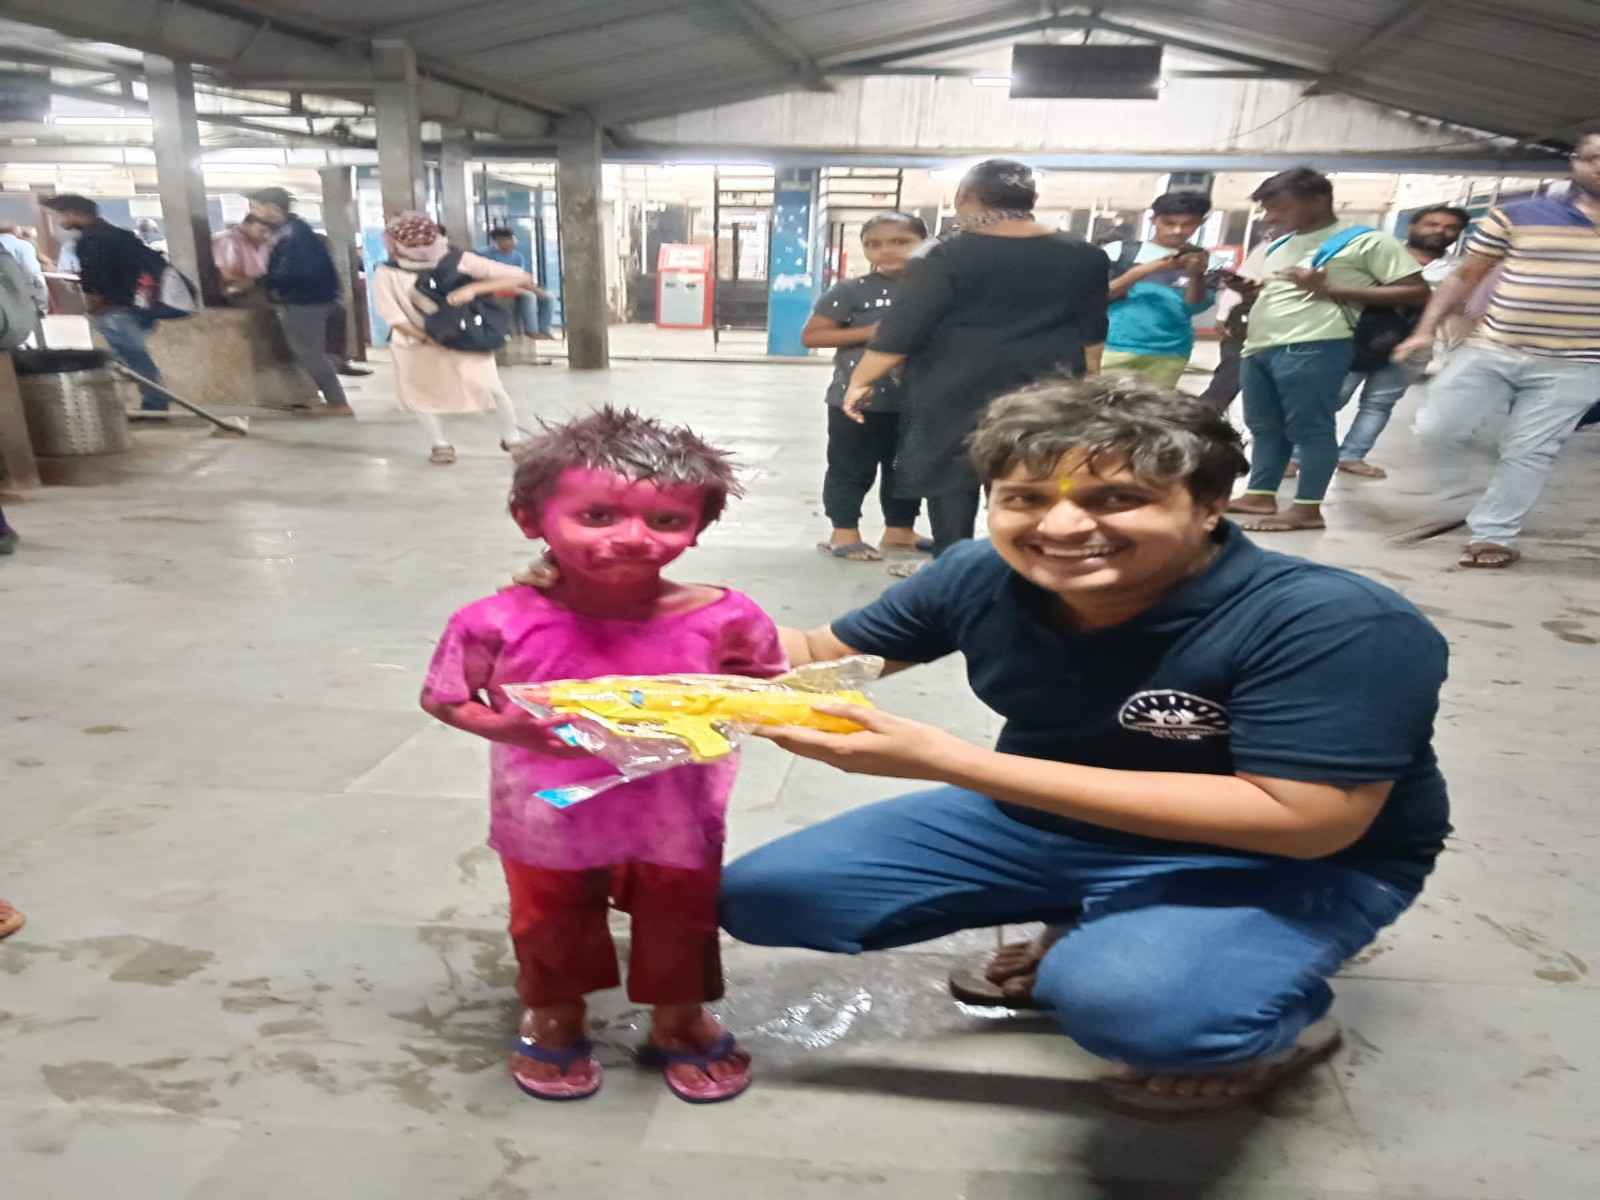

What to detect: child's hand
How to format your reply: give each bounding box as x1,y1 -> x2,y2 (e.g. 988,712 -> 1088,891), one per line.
498,708 -> 602,758
446,285 -> 478,307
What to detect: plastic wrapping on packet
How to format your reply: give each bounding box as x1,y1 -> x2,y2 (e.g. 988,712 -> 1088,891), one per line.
502,655 -> 884,808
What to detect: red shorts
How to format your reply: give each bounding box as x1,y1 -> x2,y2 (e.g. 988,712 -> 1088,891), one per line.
501,857 -> 723,1007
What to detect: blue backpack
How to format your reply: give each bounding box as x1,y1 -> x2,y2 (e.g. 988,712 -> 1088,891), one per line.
1269,226 -> 1424,370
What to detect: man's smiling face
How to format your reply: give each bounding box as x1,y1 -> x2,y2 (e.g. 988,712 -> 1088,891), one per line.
986,451 -> 1224,606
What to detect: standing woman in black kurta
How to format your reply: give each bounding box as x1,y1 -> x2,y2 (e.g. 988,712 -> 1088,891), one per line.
843,160 -> 1110,555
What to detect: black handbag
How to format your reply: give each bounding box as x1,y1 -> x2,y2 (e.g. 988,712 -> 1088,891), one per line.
410,249 -> 512,353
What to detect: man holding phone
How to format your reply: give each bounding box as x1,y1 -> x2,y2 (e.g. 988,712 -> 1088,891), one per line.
1100,191 -> 1216,388
1226,169 -> 1428,532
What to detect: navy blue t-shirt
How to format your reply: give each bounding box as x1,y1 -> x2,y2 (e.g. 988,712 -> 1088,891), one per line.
831,525 -> 1450,889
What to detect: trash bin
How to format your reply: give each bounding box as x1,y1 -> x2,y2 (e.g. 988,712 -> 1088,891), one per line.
12,349 -> 132,457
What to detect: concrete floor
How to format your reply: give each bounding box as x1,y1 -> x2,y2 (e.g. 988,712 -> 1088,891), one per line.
2,356 -> 1598,1200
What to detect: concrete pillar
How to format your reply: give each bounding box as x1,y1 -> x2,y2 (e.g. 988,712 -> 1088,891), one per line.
319,165 -> 362,361
373,39 -> 425,216
556,115 -> 609,369
0,352 -> 42,491
144,53 -> 220,306
440,130 -> 474,248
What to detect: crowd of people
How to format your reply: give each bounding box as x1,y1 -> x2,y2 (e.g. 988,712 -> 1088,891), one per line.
6,135 -> 1598,1120
802,141 -> 1599,570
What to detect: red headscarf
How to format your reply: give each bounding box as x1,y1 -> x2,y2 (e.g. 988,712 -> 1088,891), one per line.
385,211 -> 448,265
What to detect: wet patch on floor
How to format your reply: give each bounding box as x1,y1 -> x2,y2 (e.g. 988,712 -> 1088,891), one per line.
41,1059 -> 219,1117
1416,604 -> 1515,631
463,1138 -> 537,1200
109,941 -> 216,986
1541,619 -> 1598,646
1,936 -> 213,986
1475,915 -> 1591,983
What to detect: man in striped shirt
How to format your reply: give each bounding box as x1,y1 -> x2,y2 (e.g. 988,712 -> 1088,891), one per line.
1397,122 -> 1600,568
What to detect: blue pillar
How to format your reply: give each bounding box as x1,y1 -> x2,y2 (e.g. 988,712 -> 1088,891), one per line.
355,166 -> 391,345
766,167 -> 820,357
533,187 -> 563,331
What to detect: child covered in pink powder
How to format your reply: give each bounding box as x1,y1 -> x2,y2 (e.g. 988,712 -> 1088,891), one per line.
420,408 -> 786,1104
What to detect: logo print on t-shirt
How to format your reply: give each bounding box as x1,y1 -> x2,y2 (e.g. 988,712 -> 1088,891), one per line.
1118,690 -> 1230,741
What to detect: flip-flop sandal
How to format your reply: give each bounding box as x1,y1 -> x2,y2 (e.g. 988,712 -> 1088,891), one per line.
509,1036 -> 602,1101
947,943 -> 1048,1010
816,541 -> 882,562
1100,1019 -> 1343,1118
639,1033 -> 752,1104
1459,542 -> 1520,569
0,902 -> 24,940
1336,460 -> 1388,478
881,537 -> 937,555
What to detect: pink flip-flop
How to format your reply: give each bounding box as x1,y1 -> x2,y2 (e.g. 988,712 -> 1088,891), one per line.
640,1033 -> 752,1104
509,1036 -> 602,1101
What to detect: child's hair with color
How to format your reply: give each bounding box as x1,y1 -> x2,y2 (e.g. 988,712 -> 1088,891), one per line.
509,406 -> 741,529
860,211 -> 929,240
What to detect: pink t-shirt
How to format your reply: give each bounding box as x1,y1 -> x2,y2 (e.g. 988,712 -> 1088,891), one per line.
423,585 -> 787,871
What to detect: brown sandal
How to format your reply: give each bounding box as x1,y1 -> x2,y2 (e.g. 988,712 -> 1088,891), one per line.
1336,459 -> 1388,479
947,942 -> 1048,1010
1458,542 -> 1519,569
1101,1018 -> 1343,1117
817,541 -> 882,562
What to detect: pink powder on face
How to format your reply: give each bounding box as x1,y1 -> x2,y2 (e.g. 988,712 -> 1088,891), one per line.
422,586 -> 787,870
528,468 -> 709,590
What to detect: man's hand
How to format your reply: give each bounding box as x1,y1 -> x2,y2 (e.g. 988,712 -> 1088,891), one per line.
842,382 -> 873,423
1391,332 -> 1434,365
1281,266 -> 1332,298
749,703 -> 966,780
1176,251 -> 1208,276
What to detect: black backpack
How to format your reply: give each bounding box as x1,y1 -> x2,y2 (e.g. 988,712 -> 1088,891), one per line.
1109,239 -> 1141,278
1351,304 -> 1422,373
410,249 -> 511,353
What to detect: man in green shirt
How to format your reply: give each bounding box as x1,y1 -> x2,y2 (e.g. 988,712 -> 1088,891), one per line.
1227,169 -> 1428,531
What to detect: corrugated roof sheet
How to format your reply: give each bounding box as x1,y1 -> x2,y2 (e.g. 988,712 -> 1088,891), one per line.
10,0 -> 1599,141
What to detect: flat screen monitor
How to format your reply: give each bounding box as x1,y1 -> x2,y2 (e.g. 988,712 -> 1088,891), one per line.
1009,44 -> 1164,100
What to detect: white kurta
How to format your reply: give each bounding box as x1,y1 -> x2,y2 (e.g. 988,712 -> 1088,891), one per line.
373,251 -> 527,414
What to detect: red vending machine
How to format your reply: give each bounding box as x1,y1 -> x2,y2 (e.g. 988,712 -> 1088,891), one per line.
655,244 -> 714,329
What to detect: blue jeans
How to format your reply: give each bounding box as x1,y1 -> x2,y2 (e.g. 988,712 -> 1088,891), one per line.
513,292 -> 554,336
93,308 -> 165,410
721,787 -> 1415,1071
1414,343 -> 1600,545
1242,339 -> 1356,504
1339,361 -> 1417,462
1289,360 -> 1420,466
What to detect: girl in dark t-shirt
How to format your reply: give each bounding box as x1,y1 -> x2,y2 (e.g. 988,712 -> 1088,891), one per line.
801,212 -> 932,563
